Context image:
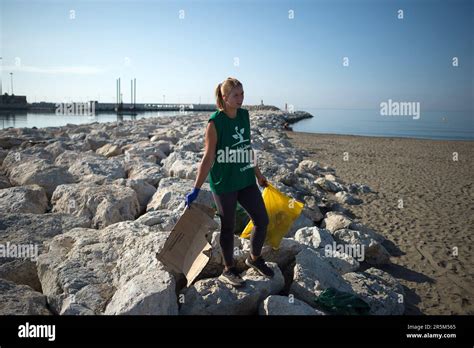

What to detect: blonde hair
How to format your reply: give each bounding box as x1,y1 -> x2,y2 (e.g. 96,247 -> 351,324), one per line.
215,77 -> 243,111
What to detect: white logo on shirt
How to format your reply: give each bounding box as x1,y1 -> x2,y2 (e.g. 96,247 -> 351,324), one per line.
231,126 -> 249,147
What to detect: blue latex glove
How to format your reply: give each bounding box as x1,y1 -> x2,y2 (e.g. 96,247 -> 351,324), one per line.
185,187 -> 200,207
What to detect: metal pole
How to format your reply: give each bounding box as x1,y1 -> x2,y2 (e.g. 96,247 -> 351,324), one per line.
130,79 -> 133,107
10,72 -> 13,95
134,78 -> 136,107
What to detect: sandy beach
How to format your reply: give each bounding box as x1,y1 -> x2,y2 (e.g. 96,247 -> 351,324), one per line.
286,131 -> 474,315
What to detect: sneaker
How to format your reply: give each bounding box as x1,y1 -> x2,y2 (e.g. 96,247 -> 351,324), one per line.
245,256 -> 274,278
218,267 -> 246,287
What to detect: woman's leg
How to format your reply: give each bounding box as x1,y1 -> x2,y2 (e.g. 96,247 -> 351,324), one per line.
237,184 -> 269,258
212,190 -> 238,269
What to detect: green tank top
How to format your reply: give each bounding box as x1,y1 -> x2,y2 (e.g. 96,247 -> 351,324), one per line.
207,108 -> 256,194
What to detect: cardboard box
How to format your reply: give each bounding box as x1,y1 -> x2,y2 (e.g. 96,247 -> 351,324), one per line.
156,202 -> 218,287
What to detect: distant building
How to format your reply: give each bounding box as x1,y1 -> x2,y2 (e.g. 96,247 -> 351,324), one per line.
0,93 -> 28,110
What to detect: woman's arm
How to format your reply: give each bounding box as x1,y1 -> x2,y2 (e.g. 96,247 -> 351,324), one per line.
193,121 -> 217,189
252,149 -> 268,187
253,159 -> 263,179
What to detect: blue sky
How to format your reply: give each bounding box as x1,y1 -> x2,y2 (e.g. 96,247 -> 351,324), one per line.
1,0 -> 472,111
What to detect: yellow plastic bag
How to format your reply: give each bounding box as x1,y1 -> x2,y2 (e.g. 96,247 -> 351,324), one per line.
240,182 -> 304,249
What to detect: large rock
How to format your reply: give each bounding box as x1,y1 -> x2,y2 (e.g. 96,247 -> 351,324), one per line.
274,168 -> 299,187
349,222 -> 386,243
0,185 -> 49,214
146,177 -> 214,212
54,150 -> 95,168
0,149 -> 8,165
0,212 -> 90,246
179,263 -> 284,315
315,177 -> 344,193
36,221 -> 178,315
149,140 -> 173,156
293,227 -> 360,274
259,295 -> 326,315
7,159 -> 76,197
0,136 -> 23,149
294,226 -> 335,249
335,191 -> 362,205
121,140 -> 167,162
347,183 -> 373,194
321,211 -> 353,232
51,183 -> 140,228
150,128 -> 183,144
160,151 -> 201,180
125,158 -> 164,187
316,248 -> 360,274
173,139 -> 202,153
96,143 -> 122,157
296,159 -> 321,175
134,209 -> 181,232
0,212 -> 91,290
255,150 -> 295,179
0,173 -> 11,189
68,156 -> 126,184
2,148 -> 54,174
286,213 -> 314,238
84,134 -> 109,151
343,268 -> 405,315
113,178 -> 156,214
301,196 -> 324,222
0,212 -> 91,256
322,213 -> 386,246
43,140 -> 70,160
0,259 -> 42,292
290,248 -> 353,307
105,271 -> 177,315
256,239 -> 304,272
0,278 -> 52,315
332,228 -> 391,265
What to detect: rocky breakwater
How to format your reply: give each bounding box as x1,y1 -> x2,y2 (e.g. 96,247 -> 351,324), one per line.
0,107 -> 403,315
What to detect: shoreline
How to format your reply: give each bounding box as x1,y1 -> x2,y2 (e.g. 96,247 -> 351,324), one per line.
291,130 -> 474,143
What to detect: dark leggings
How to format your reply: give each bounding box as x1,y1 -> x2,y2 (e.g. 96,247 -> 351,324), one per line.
212,183 -> 269,268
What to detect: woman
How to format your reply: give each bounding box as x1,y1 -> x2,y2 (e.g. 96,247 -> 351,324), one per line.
184,77 -> 274,287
